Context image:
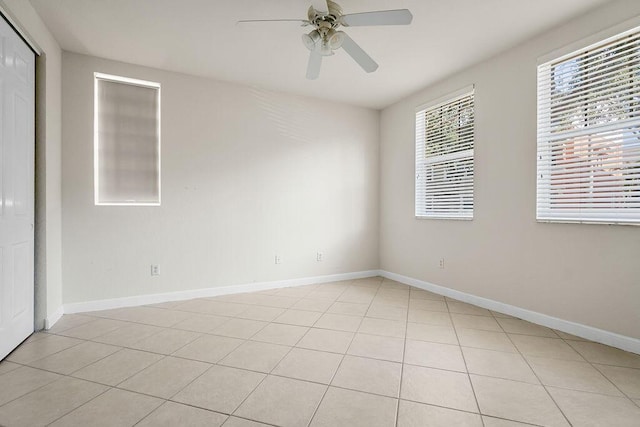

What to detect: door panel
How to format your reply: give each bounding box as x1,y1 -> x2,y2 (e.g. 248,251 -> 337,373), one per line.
0,14 -> 35,361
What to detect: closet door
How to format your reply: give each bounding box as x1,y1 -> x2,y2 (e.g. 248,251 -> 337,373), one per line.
0,14 -> 35,360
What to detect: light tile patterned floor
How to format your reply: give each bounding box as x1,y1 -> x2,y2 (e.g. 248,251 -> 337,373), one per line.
1,277 -> 640,426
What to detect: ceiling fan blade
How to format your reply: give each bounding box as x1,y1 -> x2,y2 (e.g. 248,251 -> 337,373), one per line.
306,49 -> 322,80
340,33 -> 378,73
237,19 -> 310,26
310,0 -> 329,14
341,9 -> 413,27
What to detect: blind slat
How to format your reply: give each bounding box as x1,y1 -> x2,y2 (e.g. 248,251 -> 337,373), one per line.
537,27 -> 640,224
416,90 -> 475,218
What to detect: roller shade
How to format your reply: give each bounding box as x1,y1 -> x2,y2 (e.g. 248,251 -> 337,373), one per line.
94,73 -> 161,205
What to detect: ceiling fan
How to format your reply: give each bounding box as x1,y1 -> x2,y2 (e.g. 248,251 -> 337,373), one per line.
238,0 -> 413,79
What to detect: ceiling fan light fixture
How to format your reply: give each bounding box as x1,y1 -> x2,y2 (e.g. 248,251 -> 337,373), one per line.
319,39 -> 334,56
328,30 -> 345,49
302,29 -> 321,50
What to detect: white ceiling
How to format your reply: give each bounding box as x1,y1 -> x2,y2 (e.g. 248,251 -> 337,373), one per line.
29,0 -> 609,109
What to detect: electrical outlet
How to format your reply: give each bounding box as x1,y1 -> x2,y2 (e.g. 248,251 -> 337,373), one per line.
275,255 -> 281,265
439,258 -> 445,269
151,264 -> 160,276
316,252 -> 323,262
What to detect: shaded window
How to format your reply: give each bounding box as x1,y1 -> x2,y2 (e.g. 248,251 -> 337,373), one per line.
94,73 -> 161,205
537,27 -> 640,224
415,88 -> 475,219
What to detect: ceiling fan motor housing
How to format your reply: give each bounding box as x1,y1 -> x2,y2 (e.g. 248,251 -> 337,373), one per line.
308,0 -> 343,25
304,1 -> 345,54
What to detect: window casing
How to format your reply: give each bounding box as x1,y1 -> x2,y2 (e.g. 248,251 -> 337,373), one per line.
536,26 -> 640,224
415,87 -> 475,219
94,73 -> 161,206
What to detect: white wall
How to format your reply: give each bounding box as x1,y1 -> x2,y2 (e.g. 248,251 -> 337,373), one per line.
62,52 -> 379,305
380,0 -> 640,339
0,0 -> 63,328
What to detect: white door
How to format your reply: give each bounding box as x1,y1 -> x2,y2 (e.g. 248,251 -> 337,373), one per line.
0,15 -> 36,360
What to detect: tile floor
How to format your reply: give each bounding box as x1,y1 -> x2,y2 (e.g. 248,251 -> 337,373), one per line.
1,277 -> 639,426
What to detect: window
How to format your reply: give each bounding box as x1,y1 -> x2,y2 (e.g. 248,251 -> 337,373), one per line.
94,73 -> 161,205
537,26 -> 640,224
415,87 -> 475,219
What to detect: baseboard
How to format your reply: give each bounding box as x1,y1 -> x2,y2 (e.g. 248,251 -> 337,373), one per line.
380,270 -> 640,355
62,269 -> 380,315
45,306 -> 64,330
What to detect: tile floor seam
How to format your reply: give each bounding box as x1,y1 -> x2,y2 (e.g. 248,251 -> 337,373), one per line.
83,335 -> 171,358
234,307 -> 325,381
543,382 -> 638,399
5,279 -> 639,427
0,368 -> 64,409
444,294 -> 485,427
306,279 -> 384,427
55,327 -> 207,360
220,282 -> 355,426
54,352 -> 171,391
156,329 -> 204,357
138,398 -> 281,427
59,317 -> 134,340
42,384 -> 114,426
504,333 -> 593,363
40,343 -> 125,378
130,399 -> 170,427
221,319 -> 269,341
499,317 -> 574,427
483,415 -> 545,427
7,336 -> 87,366
111,353 -> 171,388
53,317 -> 188,342
525,353 -> 630,399
94,323 -> 173,347
570,343 -> 640,403
394,282 -> 410,427
399,399 -> 532,427
535,343 -> 640,401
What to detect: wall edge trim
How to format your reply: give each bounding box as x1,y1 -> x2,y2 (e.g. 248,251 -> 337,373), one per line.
44,306 -> 64,329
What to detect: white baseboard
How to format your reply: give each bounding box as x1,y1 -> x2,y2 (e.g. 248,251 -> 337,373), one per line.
45,306 -> 64,330
54,267 -> 639,355
62,269 -> 380,315
380,270 -> 640,355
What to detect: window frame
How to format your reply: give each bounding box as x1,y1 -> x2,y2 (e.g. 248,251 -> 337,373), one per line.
415,85 -> 476,220
536,22 -> 640,225
93,72 -> 162,206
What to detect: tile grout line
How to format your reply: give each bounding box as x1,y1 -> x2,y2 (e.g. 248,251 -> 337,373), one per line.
5,334 -> 88,367
43,386 -> 124,427
495,311 -> 574,427
305,277 -> 383,427
218,279 -> 358,426
444,297 -> 485,427
6,280 -> 639,426
394,280 -> 411,427
497,313 -> 640,415
564,339 -> 640,405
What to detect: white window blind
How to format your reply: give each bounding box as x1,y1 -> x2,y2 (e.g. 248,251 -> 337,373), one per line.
94,73 -> 161,205
537,26 -> 640,224
415,88 -> 475,219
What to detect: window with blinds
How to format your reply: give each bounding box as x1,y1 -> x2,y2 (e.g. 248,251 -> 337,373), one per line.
94,73 -> 161,205
415,87 -> 475,219
537,26 -> 640,224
